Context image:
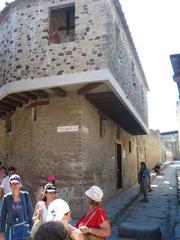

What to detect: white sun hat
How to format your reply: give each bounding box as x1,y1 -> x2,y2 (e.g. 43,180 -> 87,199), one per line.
46,199 -> 70,222
85,185 -> 104,203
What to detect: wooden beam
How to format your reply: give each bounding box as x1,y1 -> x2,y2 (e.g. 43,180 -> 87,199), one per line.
78,83 -> 103,95
8,93 -> 29,104
26,100 -> 49,109
0,107 -> 7,114
0,112 -> 7,119
1,97 -> 23,107
50,87 -> 66,97
86,92 -> 116,100
32,90 -> 49,99
97,110 -> 108,120
89,99 -> 119,104
0,102 -> 16,111
0,111 -> 15,120
19,91 -> 38,100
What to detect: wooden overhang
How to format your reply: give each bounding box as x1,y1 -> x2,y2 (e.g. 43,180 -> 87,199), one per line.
0,87 -> 66,120
0,79 -> 147,135
77,83 -> 147,135
170,54 -> 180,97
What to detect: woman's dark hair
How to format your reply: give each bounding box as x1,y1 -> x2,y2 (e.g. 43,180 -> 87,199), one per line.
88,197 -> 100,206
33,221 -> 69,240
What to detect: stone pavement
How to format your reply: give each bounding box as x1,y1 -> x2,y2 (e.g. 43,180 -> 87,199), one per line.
105,162 -> 180,240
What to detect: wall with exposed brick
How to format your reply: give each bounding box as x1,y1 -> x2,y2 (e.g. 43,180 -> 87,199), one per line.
0,0 -> 150,217
0,93 -> 141,216
0,0 -> 148,127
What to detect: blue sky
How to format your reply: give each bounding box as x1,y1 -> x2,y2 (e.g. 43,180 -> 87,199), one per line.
0,0 -> 179,132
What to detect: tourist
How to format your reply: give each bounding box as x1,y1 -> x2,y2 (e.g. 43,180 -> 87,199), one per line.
47,199 -> 84,240
33,183 -> 57,223
76,185 -> 111,239
33,221 -> 69,240
0,174 -> 34,240
138,162 -> 150,202
0,166 -> 16,200
153,163 -> 164,176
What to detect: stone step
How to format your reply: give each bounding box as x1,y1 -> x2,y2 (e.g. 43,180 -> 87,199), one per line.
119,222 -> 161,240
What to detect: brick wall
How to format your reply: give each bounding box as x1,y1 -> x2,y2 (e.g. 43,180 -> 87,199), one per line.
0,94 -> 140,216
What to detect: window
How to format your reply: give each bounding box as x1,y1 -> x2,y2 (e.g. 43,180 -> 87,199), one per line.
5,119 -> 11,133
129,141 -> 132,153
99,115 -> 105,138
49,4 -> 75,44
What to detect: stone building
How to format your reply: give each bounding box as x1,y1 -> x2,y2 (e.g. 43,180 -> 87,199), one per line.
160,131 -> 180,161
136,129 -> 162,172
170,54 -> 180,161
0,0 -> 149,215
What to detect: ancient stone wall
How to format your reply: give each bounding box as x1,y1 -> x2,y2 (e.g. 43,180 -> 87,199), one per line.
136,130 -> 162,171
0,0 -> 148,127
105,0 -> 148,125
0,93 -> 139,216
0,0 -> 149,216
0,0 -> 108,85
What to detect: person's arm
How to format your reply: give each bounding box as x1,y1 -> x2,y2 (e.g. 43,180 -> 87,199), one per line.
0,196 -> 7,238
32,202 -> 42,222
79,208 -> 111,238
25,192 -> 34,227
0,187 -> 4,200
79,220 -> 111,237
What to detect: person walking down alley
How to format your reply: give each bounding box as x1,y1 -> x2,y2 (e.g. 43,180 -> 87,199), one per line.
0,174 -> 34,240
138,162 -> 151,202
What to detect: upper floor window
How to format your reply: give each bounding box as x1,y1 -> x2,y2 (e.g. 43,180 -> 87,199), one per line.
49,4 -> 75,44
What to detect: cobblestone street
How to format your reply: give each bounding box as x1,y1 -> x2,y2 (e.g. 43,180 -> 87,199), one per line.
106,162 -> 180,240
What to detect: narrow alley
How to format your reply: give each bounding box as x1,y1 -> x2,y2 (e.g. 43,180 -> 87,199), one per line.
106,162 -> 180,240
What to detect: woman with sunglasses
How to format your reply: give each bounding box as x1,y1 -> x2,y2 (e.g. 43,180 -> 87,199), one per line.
33,183 -> 57,223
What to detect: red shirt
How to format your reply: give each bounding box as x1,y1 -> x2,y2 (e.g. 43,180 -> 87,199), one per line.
76,206 -> 109,229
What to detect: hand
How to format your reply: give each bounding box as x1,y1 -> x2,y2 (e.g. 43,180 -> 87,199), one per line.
79,226 -> 91,234
0,233 -> 5,240
37,207 -> 43,218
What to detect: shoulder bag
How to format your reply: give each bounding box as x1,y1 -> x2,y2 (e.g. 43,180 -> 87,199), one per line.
82,207 -> 104,240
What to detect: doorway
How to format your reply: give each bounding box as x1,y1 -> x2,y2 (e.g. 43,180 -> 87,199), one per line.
116,143 -> 123,189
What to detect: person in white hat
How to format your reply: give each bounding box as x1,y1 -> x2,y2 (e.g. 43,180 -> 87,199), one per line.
76,186 -> 111,239
46,199 -> 85,240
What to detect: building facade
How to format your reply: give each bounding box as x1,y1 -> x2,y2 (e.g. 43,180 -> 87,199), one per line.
0,0 -> 149,215
161,131 -> 180,161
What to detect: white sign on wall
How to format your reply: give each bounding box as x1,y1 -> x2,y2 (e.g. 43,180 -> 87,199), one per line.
81,126 -> 89,134
57,125 -> 79,133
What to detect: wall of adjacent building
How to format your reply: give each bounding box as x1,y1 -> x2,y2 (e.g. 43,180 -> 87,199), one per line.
136,130 -> 162,171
